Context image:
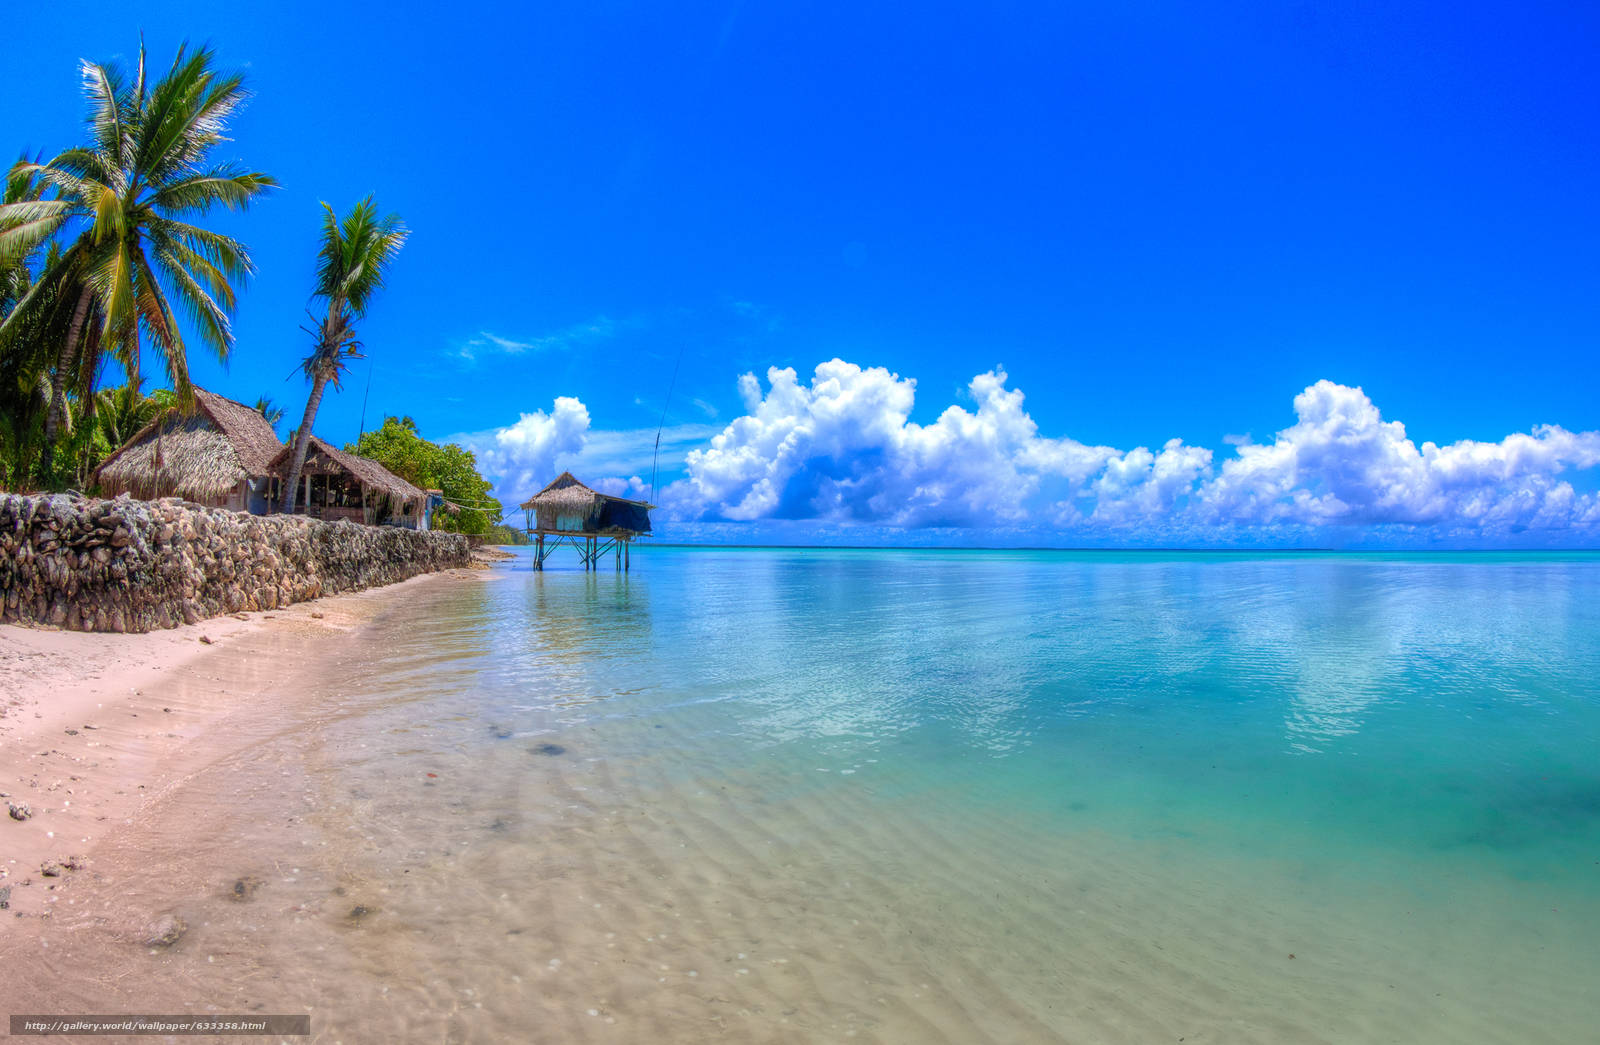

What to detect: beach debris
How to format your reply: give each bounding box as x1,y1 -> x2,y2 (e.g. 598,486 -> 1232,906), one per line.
347,904 -> 376,923
144,913 -> 188,949
7,803 -> 31,821
198,635 -> 213,645
426,772 -> 438,778
0,886 -> 9,910
310,612 -> 324,619
64,729 -> 78,736
530,743 -> 566,757
233,613 -> 249,621
229,875 -> 263,902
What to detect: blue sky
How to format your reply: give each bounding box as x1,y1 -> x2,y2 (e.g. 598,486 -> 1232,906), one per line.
7,2 -> 1599,545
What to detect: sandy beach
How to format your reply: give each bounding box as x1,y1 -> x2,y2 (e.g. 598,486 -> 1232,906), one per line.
0,563 -> 497,1004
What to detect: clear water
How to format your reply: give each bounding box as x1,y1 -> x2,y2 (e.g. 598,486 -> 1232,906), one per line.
338,546 -> 1600,1041
29,547 -> 1600,1043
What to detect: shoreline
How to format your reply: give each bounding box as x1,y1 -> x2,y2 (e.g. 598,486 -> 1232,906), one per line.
0,560 -> 500,924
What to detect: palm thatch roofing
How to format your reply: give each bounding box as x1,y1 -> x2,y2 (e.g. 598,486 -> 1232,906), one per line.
521,472 -> 654,534
266,436 -> 425,504
521,471 -> 604,513
94,387 -> 283,502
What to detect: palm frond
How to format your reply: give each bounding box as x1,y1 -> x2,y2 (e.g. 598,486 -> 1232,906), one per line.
313,196 -> 409,316
80,59 -> 129,178
150,242 -> 231,361
148,216 -> 253,281
0,200 -> 71,263
147,165 -> 276,215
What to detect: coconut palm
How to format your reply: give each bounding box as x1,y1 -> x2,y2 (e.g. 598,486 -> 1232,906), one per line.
0,167 -> 65,488
0,40 -> 275,482
252,395 -> 285,428
278,198 -> 407,512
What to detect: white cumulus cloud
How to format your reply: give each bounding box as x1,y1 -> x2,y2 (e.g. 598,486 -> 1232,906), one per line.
671,359 -> 1164,527
1197,380 -> 1600,532
466,397 -> 592,503
667,361 -> 1600,543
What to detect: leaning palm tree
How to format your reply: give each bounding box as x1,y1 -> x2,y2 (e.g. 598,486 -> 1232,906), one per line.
278,198 -> 407,513
0,40 -> 274,481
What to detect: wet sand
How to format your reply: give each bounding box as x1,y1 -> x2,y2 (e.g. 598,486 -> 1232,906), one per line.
0,565 -> 497,1036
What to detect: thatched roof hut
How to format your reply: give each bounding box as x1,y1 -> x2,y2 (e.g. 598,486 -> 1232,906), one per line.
94,388 -> 283,510
266,436 -> 428,526
520,472 -> 653,535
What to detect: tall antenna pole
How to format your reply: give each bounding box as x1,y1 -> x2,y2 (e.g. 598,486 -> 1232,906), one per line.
650,344 -> 686,504
357,360 -> 373,441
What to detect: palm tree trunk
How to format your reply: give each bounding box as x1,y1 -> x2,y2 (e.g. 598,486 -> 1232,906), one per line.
279,372 -> 329,514
41,284 -> 94,482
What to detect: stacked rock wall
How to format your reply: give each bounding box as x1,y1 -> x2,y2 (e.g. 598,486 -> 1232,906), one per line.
0,494 -> 470,633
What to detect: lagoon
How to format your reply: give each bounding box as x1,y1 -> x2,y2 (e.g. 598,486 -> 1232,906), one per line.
13,547 -> 1600,1042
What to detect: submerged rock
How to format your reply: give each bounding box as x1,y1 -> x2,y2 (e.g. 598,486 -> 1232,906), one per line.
530,743 -> 566,757
144,913 -> 188,949
229,875 -> 263,902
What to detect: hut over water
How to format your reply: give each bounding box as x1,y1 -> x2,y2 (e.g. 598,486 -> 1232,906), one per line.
520,472 -> 653,570
94,387 -> 282,512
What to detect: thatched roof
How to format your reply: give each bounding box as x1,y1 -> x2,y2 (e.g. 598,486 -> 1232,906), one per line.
521,471 -> 601,512
267,436 -> 425,504
94,388 -> 283,502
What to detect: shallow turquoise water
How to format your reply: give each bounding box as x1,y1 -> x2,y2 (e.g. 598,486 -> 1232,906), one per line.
348,547 -> 1600,1040
490,547 -> 1600,874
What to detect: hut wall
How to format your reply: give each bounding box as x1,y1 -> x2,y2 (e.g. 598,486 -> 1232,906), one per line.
597,500 -> 652,534
535,504 -> 601,533
246,478 -> 273,516
0,493 -> 471,634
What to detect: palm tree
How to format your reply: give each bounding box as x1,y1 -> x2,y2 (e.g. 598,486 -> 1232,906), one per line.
279,198 -> 407,513
95,381 -> 166,448
0,40 -> 275,482
253,395 -> 285,428
0,167 -> 65,488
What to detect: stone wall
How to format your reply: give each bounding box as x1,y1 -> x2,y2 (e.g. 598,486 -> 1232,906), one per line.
0,493 -> 471,633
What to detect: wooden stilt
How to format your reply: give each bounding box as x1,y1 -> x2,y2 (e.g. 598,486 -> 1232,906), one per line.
522,529 -> 644,571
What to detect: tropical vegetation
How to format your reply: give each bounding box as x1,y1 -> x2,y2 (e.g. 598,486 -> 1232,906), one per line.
347,416 -> 507,536
0,41 -> 274,488
0,39 -> 521,536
